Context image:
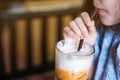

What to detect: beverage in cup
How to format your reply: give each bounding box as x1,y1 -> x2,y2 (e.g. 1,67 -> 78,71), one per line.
55,39 -> 94,80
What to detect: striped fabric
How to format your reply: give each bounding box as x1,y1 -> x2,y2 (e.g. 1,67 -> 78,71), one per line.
89,24 -> 120,80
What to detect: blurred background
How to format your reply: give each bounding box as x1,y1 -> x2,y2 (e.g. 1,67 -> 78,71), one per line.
0,0 -> 94,80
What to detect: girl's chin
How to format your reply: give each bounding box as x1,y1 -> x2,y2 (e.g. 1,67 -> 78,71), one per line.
102,22 -> 112,26
100,17 -> 114,26
99,15 -> 120,26
101,20 -> 120,26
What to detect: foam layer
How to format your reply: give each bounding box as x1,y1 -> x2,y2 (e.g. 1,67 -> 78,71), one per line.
57,39 -> 93,56
56,39 -> 94,72
57,39 -> 78,53
56,51 -> 93,72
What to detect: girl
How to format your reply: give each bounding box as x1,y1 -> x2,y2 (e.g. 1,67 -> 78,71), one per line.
63,0 -> 120,79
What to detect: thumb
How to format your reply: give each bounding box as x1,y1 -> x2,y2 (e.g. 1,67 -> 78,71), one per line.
87,20 -> 96,35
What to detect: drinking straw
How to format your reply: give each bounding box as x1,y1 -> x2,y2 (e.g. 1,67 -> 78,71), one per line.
78,9 -> 97,51
90,9 -> 97,20
78,39 -> 84,51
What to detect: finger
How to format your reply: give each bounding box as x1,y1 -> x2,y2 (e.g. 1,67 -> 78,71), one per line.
81,12 -> 97,36
63,30 -> 81,45
69,21 -> 81,36
63,26 -> 77,39
81,12 -> 92,27
74,17 -> 89,38
63,31 -> 71,39
88,20 -> 97,35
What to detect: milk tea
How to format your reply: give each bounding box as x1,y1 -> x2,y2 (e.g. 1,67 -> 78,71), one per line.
55,40 -> 94,80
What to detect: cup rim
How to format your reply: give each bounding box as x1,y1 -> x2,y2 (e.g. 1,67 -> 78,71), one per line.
56,40 -> 94,57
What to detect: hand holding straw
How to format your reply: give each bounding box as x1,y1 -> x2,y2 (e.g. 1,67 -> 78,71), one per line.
78,9 -> 97,51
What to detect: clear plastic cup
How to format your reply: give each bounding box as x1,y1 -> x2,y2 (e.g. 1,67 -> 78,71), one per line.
55,40 -> 94,80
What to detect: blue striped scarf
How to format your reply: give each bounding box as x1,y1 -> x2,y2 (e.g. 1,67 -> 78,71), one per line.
89,24 -> 120,80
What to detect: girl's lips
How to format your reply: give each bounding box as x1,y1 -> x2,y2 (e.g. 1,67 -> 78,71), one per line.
97,9 -> 104,14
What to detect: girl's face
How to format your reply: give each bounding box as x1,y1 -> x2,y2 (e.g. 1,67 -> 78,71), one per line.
93,0 -> 120,26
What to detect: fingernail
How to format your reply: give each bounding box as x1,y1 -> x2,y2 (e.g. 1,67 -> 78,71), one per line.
87,22 -> 92,27
80,35 -> 84,39
77,31 -> 81,36
83,32 -> 88,38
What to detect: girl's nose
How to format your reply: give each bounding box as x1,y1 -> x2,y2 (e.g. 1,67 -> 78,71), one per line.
93,0 -> 100,7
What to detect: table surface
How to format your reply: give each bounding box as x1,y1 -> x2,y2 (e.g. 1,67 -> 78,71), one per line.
13,70 -> 54,80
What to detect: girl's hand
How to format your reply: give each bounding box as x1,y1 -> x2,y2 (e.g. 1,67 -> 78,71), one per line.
63,12 -> 97,46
